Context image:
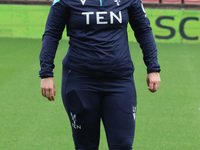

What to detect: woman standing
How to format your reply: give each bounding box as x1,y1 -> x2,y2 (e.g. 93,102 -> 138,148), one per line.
40,0 -> 161,149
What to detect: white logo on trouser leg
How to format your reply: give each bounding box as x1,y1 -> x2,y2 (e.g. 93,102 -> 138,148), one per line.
132,106 -> 136,121
70,112 -> 82,130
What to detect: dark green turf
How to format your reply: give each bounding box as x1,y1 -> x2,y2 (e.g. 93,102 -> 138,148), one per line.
0,37 -> 200,150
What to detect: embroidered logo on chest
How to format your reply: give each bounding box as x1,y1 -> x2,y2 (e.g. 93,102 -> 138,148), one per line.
114,0 -> 120,6
80,0 -> 86,5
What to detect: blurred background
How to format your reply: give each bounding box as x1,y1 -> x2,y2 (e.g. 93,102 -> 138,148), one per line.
0,0 -> 200,150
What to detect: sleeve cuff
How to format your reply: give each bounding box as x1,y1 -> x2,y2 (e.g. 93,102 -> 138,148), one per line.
147,66 -> 161,74
39,71 -> 54,79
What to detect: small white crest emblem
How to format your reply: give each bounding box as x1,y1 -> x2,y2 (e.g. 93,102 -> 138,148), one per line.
114,0 -> 120,6
80,0 -> 86,5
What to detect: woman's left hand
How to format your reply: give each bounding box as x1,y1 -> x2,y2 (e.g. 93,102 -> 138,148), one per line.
146,72 -> 161,93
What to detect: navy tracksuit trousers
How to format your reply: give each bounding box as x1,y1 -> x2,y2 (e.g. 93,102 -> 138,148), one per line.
61,66 -> 137,150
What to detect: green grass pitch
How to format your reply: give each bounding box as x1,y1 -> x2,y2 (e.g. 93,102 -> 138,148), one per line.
0,37 -> 200,150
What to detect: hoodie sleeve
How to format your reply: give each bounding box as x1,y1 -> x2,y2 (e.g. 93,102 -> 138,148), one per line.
129,0 -> 161,73
39,0 -> 69,78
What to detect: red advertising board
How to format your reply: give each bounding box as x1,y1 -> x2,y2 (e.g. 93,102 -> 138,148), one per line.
184,0 -> 200,4
142,0 -> 160,4
161,0 -> 182,4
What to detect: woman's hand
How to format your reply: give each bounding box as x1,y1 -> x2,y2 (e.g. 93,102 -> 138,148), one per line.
146,72 -> 161,93
41,77 -> 56,101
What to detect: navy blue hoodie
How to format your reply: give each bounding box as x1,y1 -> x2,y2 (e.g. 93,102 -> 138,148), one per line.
39,0 -> 160,78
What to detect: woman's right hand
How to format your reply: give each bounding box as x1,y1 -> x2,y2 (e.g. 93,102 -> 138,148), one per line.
41,77 -> 56,101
